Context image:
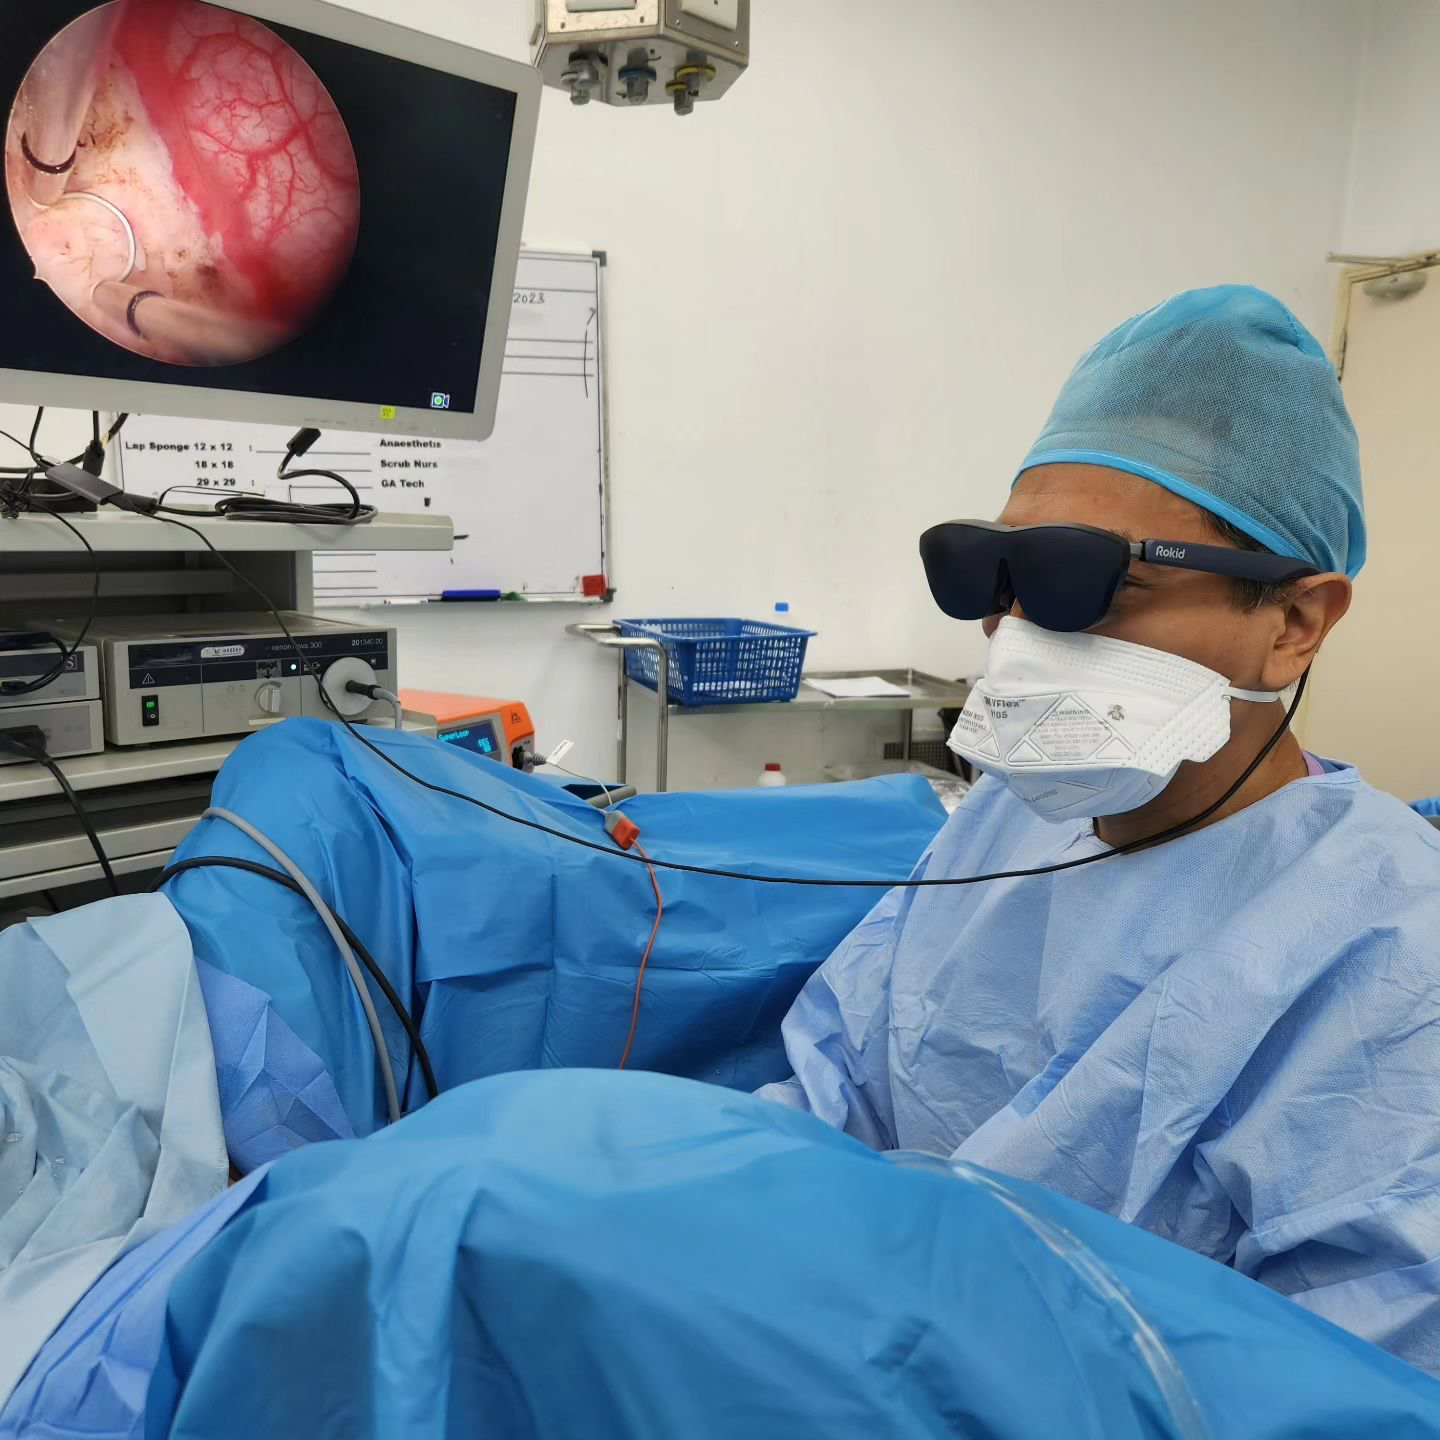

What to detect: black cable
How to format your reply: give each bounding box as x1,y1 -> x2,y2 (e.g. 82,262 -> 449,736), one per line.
2,630 -> 65,669
149,428 -> 373,526
152,854 -> 438,1102
215,476 -> 375,527
26,407 -> 44,469
79,411 -> 107,478
260,427 -> 375,525
0,408 -> 127,699
141,509 -> 1310,891
0,732 -> 120,897
0,408 -> 46,488
0,409 -> 126,493
11,406 -> 67,506
149,510 -> 323,662
153,482 -> 261,512
0,426 -> 41,470
0,501 -> 102,697
143,429 -> 375,526
330,673 -> 1309,889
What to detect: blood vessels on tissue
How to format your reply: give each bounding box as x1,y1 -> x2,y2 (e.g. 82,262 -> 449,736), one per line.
4,0 -> 362,366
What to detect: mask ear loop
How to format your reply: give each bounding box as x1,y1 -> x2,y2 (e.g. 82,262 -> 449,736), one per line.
264,647 -> 1311,892
941,671 -> 1311,881
1058,667 -> 1311,863
1226,685 -> 1287,704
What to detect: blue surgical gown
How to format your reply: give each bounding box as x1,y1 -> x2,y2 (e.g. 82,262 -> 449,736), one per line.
758,764 -> 1440,1373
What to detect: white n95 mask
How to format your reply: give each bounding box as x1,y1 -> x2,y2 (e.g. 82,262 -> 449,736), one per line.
947,617 -> 1284,822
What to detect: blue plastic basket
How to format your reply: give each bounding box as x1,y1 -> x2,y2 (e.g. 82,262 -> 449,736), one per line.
617,618 -> 817,707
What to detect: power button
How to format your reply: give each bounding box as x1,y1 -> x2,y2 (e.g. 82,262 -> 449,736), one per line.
142,695 -> 160,728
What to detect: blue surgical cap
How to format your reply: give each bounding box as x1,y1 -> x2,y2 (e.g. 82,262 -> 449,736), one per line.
1017,285 -> 1366,577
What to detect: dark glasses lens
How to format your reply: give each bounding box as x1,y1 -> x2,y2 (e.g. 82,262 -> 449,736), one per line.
919,521 -> 1132,632
919,521 -> 1012,621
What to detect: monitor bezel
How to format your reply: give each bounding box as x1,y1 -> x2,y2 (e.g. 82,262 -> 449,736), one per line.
0,0 -> 542,441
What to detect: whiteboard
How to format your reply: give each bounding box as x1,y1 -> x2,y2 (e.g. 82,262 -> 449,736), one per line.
111,250 -> 609,603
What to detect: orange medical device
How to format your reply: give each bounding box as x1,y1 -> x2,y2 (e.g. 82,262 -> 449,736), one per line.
399,690 -> 535,769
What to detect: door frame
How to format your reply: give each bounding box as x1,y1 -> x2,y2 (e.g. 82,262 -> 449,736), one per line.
1295,248 -> 1440,752
1293,251 -> 1440,743
1329,251 -> 1440,380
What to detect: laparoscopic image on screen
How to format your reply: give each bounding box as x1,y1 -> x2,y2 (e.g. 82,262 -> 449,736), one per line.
6,0 -> 360,367
2,0 -> 518,414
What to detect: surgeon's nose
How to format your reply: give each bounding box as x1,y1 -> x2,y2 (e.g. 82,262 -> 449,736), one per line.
982,599 -> 1027,639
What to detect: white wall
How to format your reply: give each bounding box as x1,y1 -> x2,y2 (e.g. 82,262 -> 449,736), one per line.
3,0 -> 1369,787
1340,0 -> 1440,257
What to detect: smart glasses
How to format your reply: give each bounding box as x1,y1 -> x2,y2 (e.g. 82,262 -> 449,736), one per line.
919,519 -> 1318,633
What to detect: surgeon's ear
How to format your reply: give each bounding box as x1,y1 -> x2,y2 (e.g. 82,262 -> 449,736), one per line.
1262,574 -> 1352,687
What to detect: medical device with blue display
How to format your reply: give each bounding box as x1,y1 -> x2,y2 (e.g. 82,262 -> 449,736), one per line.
399,691 -> 535,770
438,722 -> 500,759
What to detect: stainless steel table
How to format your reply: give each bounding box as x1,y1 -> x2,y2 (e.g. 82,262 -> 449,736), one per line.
567,624 -> 971,791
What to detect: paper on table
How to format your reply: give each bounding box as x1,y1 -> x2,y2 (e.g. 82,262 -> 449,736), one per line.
803,676 -> 913,699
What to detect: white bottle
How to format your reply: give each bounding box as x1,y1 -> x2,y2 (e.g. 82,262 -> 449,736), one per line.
758,762 -> 787,787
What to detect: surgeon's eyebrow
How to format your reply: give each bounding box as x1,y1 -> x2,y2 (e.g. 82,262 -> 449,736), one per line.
1111,526 -> 1153,555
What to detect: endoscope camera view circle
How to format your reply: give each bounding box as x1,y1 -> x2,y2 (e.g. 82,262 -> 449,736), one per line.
5,0 -> 361,367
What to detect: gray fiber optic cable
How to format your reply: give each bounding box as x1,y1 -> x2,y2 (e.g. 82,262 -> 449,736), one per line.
203,806 -> 402,1125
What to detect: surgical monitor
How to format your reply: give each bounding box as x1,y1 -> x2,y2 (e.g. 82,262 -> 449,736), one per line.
0,0 -> 541,440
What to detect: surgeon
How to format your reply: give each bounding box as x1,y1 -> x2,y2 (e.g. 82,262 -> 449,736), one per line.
759,285 -> 1440,1374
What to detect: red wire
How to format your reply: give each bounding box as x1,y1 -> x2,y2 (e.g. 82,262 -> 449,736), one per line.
617,839 -> 664,1071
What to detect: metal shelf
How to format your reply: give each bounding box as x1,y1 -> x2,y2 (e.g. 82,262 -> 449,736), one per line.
0,717 -> 436,804
0,717 -> 438,899
660,669 -> 972,716
0,506 -> 452,904
0,737 -> 240,803
0,509 -> 453,554
567,625 -> 971,792
0,848 -> 175,902
2,809 -> 202,892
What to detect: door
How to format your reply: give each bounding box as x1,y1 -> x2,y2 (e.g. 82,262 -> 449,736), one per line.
1301,263 -> 1440,802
